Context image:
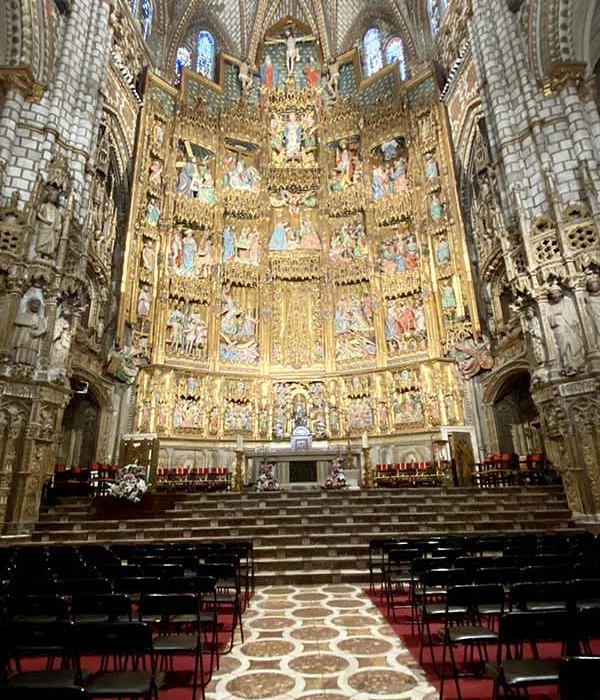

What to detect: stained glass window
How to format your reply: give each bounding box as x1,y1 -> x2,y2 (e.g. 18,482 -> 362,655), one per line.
176,47 -> 192,75
142,0 -> 153,39
386,37 -> 407,81
197,30 -> 215,79
363,28 -> 383,77
429,0 -> 448,36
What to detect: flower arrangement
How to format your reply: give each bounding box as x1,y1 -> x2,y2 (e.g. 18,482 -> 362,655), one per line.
108,463 -> 149,503
322,456 -> 347,490
256,462 -> 282,492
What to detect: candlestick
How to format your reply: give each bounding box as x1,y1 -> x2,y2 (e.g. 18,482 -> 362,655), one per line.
236,434 -> 243,451
361,431 -> 369,449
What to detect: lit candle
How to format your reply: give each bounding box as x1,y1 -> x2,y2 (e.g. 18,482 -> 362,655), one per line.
236,434 -> 243,451
362,432 -> 369,449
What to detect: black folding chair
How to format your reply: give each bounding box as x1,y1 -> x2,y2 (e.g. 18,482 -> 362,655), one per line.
439,584 -> 504,700
71,594 -> 132,623
73,621 -> 158,699
139,593 -> 209,700
560,656 -> 600,699
3,620 -> 80,691
488,610 -> 578,700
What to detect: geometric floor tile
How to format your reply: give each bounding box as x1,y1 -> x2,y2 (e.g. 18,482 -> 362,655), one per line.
206,584 -> 438,700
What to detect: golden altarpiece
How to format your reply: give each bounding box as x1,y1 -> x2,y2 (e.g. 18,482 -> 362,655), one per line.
117,25 -> 481,475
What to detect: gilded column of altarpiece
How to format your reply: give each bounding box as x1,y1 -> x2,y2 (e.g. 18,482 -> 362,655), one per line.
118,43 -> 479,452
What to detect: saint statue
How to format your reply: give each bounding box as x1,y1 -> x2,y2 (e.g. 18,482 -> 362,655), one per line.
430,194 -> 444,221
13,287 -> 47,366
303,55 -> 320,88
33,183 -> 63,259
146,199 -> 160,226
435,236 -> 451,264
522,305 -> 546,365
547,285 -> 585,375
49,305 -> 73,379
260,54 -> 277,88
584,272 -> 600,347
176,158 -> 196,196
141,240 -> 155,273
137,285 -> 151,321
237,60 -> 254,95
182,229 -> 197,275
425,156 -> 439,180
283,112 -> 303,161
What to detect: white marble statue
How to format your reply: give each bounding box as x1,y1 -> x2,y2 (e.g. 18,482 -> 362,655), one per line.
547,285 -> 585,375
33,184 -> 63,259
238,61 -> 254,96
49,305 -> 73,379
584,272 -> 600,347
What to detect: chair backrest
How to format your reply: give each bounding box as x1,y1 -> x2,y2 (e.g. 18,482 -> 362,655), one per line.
498,611 -> 577,658
139,593 -> 198,624
59,577 -> 113,596
9,620 -> 74,658
71,593 -> 132,621
169,575 -> 217,596
560,656 -> 600,699
511,581 -> 569,611
73,621 -> 153,658
0,687 -> 89,699
10,594 -> 69,621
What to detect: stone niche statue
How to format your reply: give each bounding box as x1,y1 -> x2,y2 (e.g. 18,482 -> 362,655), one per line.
547,284 -> 585,375
48,304 -> 73,380
12,287 -> 48,366
31,154 -> 71,261
584,271 -> 600,347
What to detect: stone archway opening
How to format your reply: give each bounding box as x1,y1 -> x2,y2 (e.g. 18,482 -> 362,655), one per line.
58,381 -> 101,468
492,371 -> 542,456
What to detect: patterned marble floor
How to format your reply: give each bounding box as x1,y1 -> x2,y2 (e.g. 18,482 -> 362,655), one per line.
205,584 -> 438,700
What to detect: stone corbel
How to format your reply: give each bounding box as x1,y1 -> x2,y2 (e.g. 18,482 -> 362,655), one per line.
0,66 -> 47,103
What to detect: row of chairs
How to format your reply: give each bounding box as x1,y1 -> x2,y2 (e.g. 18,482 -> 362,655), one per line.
155,467 -> 230,492
369,531 -> 600,594
1,612 -> 213,700
473,453 -> 546,488
374,462 -> 449,488
374,531 -> 600,698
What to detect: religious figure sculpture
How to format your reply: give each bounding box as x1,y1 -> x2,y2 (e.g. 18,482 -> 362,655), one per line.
146,199 -> 160,226
237,60 -> 254,95
33,183 -> 64,259
182,229 -> 198,275
148,160 -> 163,188
106,345 -> 144,384
293,401 -> 308,429
547,284 -> 585,375
13,287 -> 47,366
435,236 -> 451,264
521,305 -> 546,365
137,285 -> 151,324
283,113 -> 303,161
260,54 -> 277,88
371,165 -> 388,202
389,157 -> 408,193
49,305 -> 73,379
269,221 -> 291,251
451,336 -> 494,380
425,156 -> 439,180
430,194 -> 444,221
141,240 -> 155,273
584,271 -> 600,347
176,158 -> 196,196
303,55 -> 320,88
326,57 -> 340,98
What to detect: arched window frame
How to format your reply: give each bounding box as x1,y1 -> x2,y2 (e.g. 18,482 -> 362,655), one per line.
196,30 -> 216,79
428,0 -> 448,36
385,36 -> 407,81
363,27 -> 384,77
176,46 -> 192,76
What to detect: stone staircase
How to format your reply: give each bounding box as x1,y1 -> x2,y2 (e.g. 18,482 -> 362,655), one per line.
32,486 -> 576,585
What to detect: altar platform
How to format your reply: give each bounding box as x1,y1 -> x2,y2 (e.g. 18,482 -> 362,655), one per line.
242,446 -> 362,486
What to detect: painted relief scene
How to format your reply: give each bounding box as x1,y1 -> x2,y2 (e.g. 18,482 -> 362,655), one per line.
376,227 -> 420,273
168,224 -> 214,277
222,221 -> 261,265
165,300 -> 209,360
268,190 -> 320,251
385,294 -> 428,356
334,289 -> 377,362
329,217 -> 369,262
269,110 -> 318,166
222,139 -> 261,193
174,139 -> 216,204
370,136 -> 409,201
327,136 -> 363,191
219,283 -> 259,364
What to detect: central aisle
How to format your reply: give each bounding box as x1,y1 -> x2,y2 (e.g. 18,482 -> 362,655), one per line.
205,583 -> 438,700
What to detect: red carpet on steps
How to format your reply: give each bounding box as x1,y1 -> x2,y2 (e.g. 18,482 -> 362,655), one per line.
366,589 -> 600,700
